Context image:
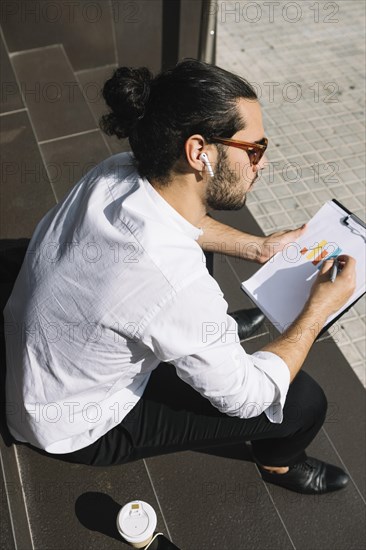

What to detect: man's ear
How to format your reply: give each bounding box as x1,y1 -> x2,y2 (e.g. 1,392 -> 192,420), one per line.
184,135 -> 206,172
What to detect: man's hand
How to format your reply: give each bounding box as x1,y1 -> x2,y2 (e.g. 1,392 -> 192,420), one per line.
262,254 -> 357,383
258,224 -> 307,264
306,255 -> 356,317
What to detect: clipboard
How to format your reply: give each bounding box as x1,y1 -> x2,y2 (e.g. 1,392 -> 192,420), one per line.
241,199 -> 366,337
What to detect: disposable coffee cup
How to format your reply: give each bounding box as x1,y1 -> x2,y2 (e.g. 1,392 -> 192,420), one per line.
117,500 -> 157,548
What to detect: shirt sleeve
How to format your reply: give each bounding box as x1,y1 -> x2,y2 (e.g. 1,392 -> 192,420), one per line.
139,274 -> 290,423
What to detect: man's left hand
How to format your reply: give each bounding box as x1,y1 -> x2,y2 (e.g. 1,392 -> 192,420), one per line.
258,224 -> 307,264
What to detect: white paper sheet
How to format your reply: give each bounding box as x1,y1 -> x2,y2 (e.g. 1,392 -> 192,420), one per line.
241,201 -> 366,332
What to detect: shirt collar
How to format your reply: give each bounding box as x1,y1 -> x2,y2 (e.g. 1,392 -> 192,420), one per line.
142,178 -> 203,241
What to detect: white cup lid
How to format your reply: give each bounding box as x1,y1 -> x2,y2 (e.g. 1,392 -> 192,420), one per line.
117,500 -> 157,543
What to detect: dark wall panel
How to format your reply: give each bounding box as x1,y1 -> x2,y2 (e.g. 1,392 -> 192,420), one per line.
179,0 -> 203,61
114,0 -> 163,73
162,0 -> 180,71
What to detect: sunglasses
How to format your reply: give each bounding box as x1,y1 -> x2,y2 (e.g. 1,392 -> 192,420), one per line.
211,136 -> 268,166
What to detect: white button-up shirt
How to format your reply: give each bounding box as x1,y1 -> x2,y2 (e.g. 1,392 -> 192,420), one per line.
3,152 -> 290,454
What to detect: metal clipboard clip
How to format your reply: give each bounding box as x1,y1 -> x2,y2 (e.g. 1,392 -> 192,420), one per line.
343,213 -> 366,242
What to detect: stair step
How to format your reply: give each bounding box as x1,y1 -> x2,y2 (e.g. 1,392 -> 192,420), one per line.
11,45 -> 96,142
0,34 -> 23,114
13,446 -> 168,549
0,110 -> 55,238
75,65 -> 129,156
0,2 -> 115,71
40,130 -> 110,202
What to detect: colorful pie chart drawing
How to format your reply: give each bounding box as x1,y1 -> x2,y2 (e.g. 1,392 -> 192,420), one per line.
300,240 -> 342,268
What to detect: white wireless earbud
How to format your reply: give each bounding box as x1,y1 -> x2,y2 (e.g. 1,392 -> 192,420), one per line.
200,152 -> 214,177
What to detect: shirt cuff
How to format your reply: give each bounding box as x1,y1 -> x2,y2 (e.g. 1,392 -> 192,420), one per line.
250,350 -> 290,424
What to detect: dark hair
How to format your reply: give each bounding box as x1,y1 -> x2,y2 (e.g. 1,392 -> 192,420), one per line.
100,59 -> 257,183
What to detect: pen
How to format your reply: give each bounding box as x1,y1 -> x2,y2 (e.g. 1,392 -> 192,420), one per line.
330,259 -> 339,283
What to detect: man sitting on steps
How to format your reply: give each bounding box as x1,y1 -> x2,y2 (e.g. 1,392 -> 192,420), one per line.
3,59 -> 356,494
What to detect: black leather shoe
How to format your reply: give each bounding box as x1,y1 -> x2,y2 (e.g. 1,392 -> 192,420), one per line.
259,457 -> 349,494
228,308 -> 265,341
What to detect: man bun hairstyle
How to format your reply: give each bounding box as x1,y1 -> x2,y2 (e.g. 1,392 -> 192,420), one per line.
100,59 -> 257,184
100,67 -> 153,139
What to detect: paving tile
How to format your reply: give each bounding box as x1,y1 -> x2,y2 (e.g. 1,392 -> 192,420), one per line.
354,299 -> 366,316
255,216 -> 275,234
0,442 -> 34,550
270,184 -> 291,198
243,332 -> 366,501
270,211 -> 292,228
355,192 -> 365,207
114,0 -> 163,73
329,324 -> 350,346
262,429 -> 365,550
0,111 -> 55,238
304,204 -> 321,217
75,65 -> 130,155
354,339 -> 365,357
11,45 -> 96,142
341,308 -> 360,323
261,200 -> 283,215
0,33 -> 23,114
287,181 -> 307,195
40,130 -> 110,202
340,318 -> 366,340
145,448 -> 293,550
14,444 -> 169,549
353,365 -> 366,386
281,196 -> 301,210
0,464 -> 16,550
301,339 -> 366,499
247,202 -> 264,217
0,0 -> 115,71
251,186 -> 276,202
339,195 -> 363,212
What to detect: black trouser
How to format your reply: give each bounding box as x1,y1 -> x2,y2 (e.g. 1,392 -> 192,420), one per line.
21,252 -> 328,468
33,363 -> 325,468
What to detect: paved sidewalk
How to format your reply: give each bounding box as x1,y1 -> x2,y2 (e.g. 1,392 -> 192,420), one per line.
217,0 -> 366,386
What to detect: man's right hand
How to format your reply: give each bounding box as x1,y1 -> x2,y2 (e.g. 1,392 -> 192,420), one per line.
306,254 -> 357,317
261,254 -> 357,383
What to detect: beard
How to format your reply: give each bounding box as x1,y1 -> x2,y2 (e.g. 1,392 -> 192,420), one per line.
204,147 -> 256,211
